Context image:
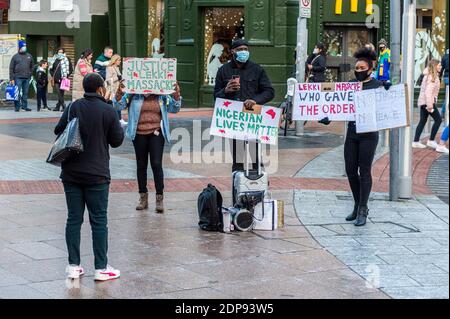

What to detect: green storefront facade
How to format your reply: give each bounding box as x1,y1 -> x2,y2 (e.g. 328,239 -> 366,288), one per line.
110,0 -> 390,108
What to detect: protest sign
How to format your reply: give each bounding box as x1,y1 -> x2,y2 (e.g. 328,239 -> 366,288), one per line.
292,82 -> 362,121
210,98 -> 282,145
355,84 -> 409,133
0,35 -> 19,80
123,57 -> 177,95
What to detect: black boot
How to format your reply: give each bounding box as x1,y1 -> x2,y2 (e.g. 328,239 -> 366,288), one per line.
355,206 -> 369,227
346,205 -> 359,221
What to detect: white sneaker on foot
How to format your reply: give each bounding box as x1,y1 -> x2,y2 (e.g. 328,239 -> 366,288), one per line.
436,145 -> 449,154
66,265 -> 85,279
427,140 -> 439,149
412,142 -> 427,149
94,265 -> 121,281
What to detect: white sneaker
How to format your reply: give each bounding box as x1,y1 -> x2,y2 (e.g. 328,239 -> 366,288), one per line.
412,142 -> 427,149
427,140 -> 439,149
436,145 -> 449,154
66,265 -> 85,279
94,265 -> 121,281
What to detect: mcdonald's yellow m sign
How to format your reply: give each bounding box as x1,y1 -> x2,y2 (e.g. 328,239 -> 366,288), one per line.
335,0 -> 374,15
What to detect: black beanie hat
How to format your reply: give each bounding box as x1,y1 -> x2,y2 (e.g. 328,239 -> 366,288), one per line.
232,39 -> 249,49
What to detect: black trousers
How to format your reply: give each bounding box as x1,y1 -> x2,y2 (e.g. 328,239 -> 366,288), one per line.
414,105 -> 443,142
133,133 -> 165,195
55,83 -> 66,110
344,123 -> 379,208
63,182 -> 109,270
36,87 -> 48,110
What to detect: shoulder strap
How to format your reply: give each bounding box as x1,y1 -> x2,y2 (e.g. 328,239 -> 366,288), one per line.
67,102 -> 74,122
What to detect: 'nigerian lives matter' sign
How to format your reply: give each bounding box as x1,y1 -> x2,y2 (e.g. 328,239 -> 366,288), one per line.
123,58 -> 177,95
292,82 -> 362,121
210,99 -> 282,145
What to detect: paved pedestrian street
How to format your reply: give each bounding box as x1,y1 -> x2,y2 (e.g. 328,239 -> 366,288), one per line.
0,107 -> 448,299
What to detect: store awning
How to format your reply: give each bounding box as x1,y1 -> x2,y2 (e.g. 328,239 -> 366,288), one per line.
0,0 -> 9,10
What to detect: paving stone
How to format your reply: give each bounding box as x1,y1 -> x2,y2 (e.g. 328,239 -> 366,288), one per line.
0,285 -> 50,299
381,285 -> 449,299
350,264 -> 446,277
409,274 -> 449,287
9,242 -> 67,260
0,247 -> 33,264
29,280 -> 114,299
0,259 -> 69,283
0,226 -> 63,244
0,267 -> 29,287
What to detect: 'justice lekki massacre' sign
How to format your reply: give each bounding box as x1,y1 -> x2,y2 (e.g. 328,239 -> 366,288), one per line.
123,58 -> 177,95
210,99 -> 282,145
292,82 -> 362,121
355,84 -> 409,133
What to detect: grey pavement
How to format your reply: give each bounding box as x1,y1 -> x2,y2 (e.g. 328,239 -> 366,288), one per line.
427,154 -> 449,204
294,190 -> 449,299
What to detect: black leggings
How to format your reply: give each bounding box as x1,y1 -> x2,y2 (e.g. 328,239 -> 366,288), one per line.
414,105 -> 443,142
133,133 -> 165,195
344,124 -> 379,208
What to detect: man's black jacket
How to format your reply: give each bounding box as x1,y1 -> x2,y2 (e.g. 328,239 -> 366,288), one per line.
55,93 -> 124,185
214,59 -> 275,104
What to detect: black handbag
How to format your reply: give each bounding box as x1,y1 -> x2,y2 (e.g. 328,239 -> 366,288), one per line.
46,103 -> 84,167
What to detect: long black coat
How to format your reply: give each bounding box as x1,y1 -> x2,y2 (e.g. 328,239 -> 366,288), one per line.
306,54 -> 327,83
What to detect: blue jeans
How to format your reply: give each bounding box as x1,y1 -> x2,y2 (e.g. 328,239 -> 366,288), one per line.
442,77 -> 449,116
64,182 -> 110,270
14,77 -> 30,111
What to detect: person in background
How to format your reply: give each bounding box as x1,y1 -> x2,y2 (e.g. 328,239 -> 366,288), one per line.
412,60 -> 443,150
114,83 -> 182,213
9,40 -> 33,112
343,48 -> 391,227
436,126 -> 449,154
214,39 -> 275,172
54,73 -> 124,282
375,39 -> 391,82
305,43 -> 327,83
36,60 -> 50,111
106,54 -> 123,119
50,48 -> 73,112
441,49 -> 449,118
72,49 -> 94,101
94,46 -> 114,80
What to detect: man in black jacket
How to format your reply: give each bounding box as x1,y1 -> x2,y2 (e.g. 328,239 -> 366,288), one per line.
55,73 -> 125,281
214,39 -> 275,171
9,40 -> 34,112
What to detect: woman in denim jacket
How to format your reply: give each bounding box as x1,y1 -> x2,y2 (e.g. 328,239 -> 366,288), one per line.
114,83 -> 182,213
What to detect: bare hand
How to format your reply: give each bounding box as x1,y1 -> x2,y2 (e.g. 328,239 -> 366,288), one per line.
244,99 -> 257,110
427,107 -> 434,113
307,64 -> 313,70
172,82 -> 181,101
225,79 -> 240,94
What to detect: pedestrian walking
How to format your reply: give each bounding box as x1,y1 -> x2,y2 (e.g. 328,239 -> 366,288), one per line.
305,43 -> 327,83
436,126 -> 449,154
214,39 -> 275,172
9,40 -> 34,112
36,60 -> 50,111
72,49 -> 94,101
54,73 -> 124,281
441,49 -> 449,118
106,54 -> 122,119
94,46 -> 114,80
375,38 -> 391,82
50,48 -> 73,112
114,83 -> 182,213
344,48 -> 391,226
412,60 -> 443,150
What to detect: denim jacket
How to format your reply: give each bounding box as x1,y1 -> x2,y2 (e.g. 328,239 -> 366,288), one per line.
114,94 -> 182,143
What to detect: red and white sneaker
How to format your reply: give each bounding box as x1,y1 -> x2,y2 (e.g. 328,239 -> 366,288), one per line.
94,265 -> 121,281
66,265 -> 85,279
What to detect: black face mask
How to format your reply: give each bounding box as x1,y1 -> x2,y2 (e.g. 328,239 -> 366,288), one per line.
355,70 -> 370,82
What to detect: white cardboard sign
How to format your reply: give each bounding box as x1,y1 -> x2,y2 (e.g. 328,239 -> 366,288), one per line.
292,82 -> 362,121
355,84 -> 409,133
210,98 -> 282,145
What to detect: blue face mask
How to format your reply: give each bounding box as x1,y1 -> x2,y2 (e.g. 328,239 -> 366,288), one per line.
235,50 -> 250,63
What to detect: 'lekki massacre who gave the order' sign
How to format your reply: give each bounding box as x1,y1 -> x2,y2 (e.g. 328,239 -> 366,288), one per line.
292,82 -> 362,121
123,58 -> 177,95
210,99 -> 282,145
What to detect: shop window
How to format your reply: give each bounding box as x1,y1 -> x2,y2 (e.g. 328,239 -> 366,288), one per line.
1,9 -> 7,25
204,7 -> 245,86
346,30 -> 371,57
148,0 -> 165,58
323,30 -> 343,57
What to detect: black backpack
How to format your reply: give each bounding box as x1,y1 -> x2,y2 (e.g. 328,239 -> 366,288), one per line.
198,184 -> 223,232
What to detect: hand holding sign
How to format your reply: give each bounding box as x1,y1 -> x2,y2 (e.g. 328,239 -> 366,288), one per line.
172,82 -> 181,101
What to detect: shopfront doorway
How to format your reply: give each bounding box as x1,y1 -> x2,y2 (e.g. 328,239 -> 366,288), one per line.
323,27 -> 376,82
